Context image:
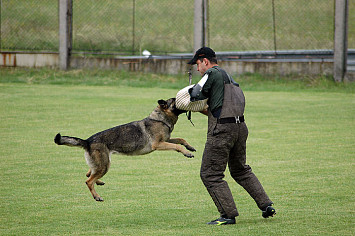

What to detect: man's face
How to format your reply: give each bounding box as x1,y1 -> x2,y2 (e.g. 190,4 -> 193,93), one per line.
196,58 -> 208,76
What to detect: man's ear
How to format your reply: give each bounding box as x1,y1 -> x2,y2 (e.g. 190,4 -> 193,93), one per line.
203,58 -> 209,65
158,99 -> 168,109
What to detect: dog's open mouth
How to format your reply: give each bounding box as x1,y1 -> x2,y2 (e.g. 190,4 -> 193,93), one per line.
172,101 -> 187,116
173,106 -> 187,116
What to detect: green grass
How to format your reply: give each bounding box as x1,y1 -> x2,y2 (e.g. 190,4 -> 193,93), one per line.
0,69 -> 354,235
1,67 -> 355,93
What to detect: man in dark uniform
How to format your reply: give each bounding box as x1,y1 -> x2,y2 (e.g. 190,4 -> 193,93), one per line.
188,47 -> 276,225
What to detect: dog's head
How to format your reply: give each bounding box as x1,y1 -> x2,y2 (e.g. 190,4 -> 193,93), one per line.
158,98 -> 187,117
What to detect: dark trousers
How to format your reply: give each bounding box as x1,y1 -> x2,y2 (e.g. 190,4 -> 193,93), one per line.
200,122 -> 273,218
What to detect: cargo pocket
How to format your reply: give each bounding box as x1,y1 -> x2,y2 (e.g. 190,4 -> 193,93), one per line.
209,138 -> 229,172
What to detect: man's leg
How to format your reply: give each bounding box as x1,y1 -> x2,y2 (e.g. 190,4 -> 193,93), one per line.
200,134 -> 238,219
228,123 -> 273,210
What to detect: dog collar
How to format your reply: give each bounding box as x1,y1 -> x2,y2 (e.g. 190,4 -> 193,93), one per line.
148,118 -> 173,132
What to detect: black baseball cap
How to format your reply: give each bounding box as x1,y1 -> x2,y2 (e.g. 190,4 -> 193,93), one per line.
187,47 -> 216,65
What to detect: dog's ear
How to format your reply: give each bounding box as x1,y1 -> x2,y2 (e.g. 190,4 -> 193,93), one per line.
158,99 -> 168,110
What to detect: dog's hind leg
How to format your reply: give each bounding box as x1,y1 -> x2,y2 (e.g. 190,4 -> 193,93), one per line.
85,147 -> 110,201
86,174 -> 104,201
86,169 -> 104,185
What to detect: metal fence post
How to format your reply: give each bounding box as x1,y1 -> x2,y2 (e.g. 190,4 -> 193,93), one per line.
59,0 -> 72,70
333,0 -> 348,82
132,0 -> 136,55
193,0 -> 207,52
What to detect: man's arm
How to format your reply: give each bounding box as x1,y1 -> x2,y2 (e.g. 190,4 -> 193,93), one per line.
189,73 -> 209,101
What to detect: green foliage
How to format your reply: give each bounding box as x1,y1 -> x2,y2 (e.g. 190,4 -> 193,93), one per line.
0,69 -> 354,235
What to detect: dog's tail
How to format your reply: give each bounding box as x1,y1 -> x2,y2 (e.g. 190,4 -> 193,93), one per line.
54,133 -> 89,150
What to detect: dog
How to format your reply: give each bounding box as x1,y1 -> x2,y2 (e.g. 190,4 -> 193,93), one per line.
54,98 -> 195,201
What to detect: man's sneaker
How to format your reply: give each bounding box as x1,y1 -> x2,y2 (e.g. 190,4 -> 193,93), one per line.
207,217 -> 236,225
262,206 -> 276,218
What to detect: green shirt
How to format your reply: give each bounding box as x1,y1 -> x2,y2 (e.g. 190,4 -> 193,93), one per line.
196,66 -> 224,113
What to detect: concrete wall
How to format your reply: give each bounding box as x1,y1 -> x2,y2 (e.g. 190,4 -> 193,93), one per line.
219,60 -> 333,76
1,53 -> 336,77
70,56 -> 190,75
1,53 -> 58,68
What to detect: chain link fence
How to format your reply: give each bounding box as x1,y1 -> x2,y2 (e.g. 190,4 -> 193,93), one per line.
208,0 -> 337,51
72,0 -> 194,54
1,0 -> 354,54
0,0 -> 58,51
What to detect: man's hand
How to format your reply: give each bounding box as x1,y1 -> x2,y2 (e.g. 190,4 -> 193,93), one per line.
200,109 -> 208,116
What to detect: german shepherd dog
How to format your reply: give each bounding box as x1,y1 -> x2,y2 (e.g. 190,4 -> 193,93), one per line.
54,98 -> 195,201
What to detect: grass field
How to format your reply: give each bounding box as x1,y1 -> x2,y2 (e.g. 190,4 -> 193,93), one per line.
0,68 -> 354,235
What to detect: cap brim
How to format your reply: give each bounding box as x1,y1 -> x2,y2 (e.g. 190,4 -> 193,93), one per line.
187,57 -> 197,65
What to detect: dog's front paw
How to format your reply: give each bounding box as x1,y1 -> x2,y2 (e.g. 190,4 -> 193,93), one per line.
94,196 -> 104,202
184,153 -> 194,158
186,145 -> 196,152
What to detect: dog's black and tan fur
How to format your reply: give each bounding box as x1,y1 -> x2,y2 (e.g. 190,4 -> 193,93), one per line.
54,98 -> 195,201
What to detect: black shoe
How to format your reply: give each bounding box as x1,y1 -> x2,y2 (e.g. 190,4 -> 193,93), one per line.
207,217 -> 236,225
262,206 -> 276,218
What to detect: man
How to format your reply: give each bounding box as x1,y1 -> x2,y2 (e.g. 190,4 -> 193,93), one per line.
188,47 -> 276,225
